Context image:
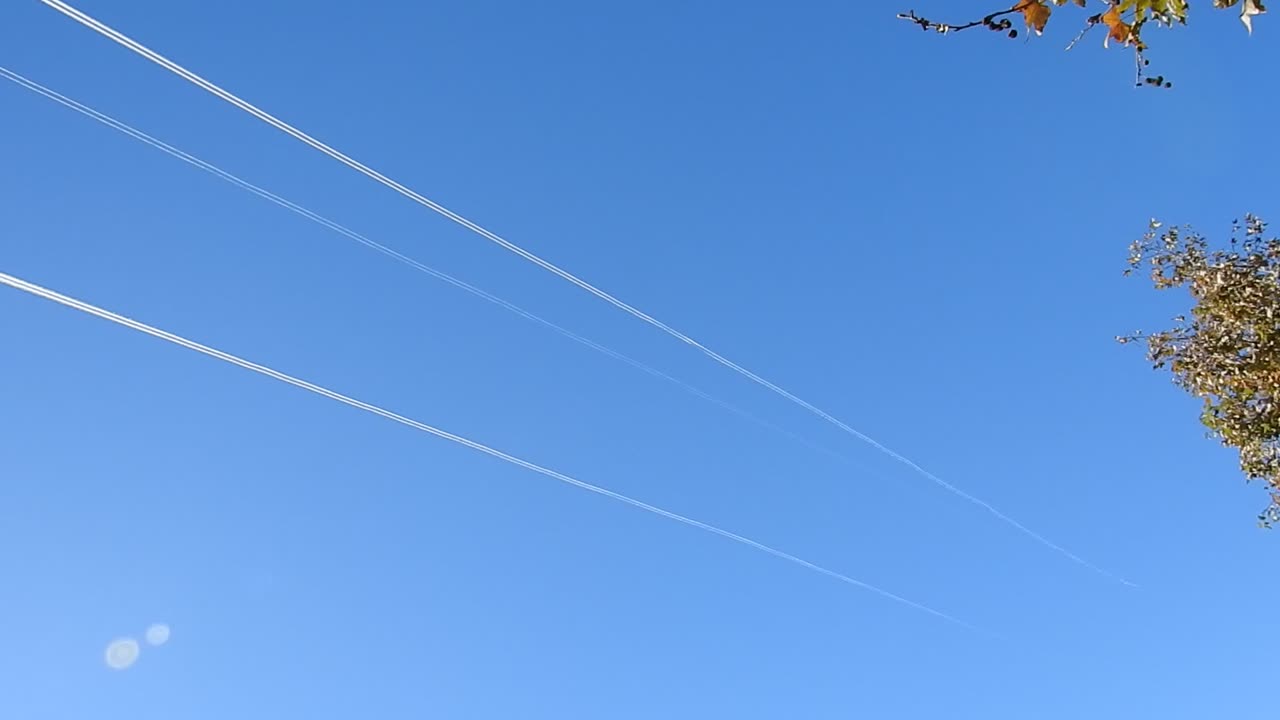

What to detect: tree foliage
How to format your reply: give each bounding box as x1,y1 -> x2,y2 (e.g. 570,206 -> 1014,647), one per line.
898,1 -> 1266,87
1121,217 -> 1280,526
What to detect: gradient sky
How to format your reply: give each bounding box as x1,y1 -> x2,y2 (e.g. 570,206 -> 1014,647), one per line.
2,1 -> 1277,718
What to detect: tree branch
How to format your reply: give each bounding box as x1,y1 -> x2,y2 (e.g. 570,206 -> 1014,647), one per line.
896,2 -> 1036,35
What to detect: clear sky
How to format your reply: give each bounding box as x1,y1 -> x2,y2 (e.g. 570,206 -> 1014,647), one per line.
2,1 -> 1277,717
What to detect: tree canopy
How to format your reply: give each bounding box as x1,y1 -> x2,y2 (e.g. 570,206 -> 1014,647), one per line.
898,1 -> 1266,87
1121,217 -> 1280,526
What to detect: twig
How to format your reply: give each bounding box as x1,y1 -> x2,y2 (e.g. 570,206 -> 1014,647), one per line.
1064,16 -> 1102,51
896,1 -> 1035,35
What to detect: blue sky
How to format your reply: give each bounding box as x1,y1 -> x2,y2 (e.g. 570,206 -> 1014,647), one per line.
2,1 -> 1277,717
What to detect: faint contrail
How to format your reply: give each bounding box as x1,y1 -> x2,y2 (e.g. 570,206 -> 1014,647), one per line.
0,64 -> 882,481
40,0 -> 1131,586
0,270 -> 973,628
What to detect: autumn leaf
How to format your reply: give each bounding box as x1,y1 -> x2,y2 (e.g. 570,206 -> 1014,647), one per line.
1217,0 -> 1268,33
1241,0 -> 1266,34
1019,0 -> 1052,35
1102,6 -> 1136,47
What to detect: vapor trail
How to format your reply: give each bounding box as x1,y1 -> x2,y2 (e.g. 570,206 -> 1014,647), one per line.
0,64 -> 880,480
0,270 -> 972,628
41,0 -> 1130,585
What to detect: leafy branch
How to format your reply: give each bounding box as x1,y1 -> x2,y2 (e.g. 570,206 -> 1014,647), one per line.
1121,215 -> 1280,527
896,1 -> 1267,87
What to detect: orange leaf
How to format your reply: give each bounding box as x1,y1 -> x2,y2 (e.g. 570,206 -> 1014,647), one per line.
1019,1 -> 1051,35
1101,6 -> 1134,48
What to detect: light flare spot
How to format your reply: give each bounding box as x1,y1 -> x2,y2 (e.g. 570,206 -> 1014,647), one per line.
144,623 -> 170,646
105,638 -> 140,670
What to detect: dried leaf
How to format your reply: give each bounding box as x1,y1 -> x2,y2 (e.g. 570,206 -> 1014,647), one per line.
1102,6 -> 1136,46
1019,0 -> 1052,35
1241,0 -> 1266,34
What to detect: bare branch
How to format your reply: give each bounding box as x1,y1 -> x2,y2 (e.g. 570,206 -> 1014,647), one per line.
896,2 -> 1036,36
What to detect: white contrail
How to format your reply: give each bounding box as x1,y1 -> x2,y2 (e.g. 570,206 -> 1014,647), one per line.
39,0 -> 1130,585
0,65 -> 881,481
0,271 -> 972,628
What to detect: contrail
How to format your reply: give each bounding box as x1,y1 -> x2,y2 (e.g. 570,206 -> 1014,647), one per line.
0,271 -> 972,628
40,0 -> 1130,585
0,64 -> 882,482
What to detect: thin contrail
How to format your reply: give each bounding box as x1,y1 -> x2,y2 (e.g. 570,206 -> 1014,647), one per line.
0,64 -> 882,482
0,271 -> 973,629
40,0 -> 1130,586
